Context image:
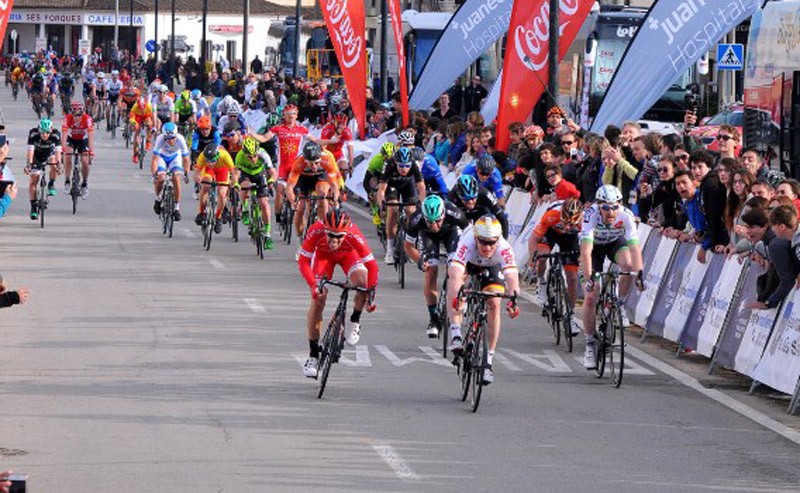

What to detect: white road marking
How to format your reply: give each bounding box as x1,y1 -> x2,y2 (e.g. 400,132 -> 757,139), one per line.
504,348 -> 572,373
339,345 -> 372,367
492,352 -> 522,371
372,444 -> 421,481
627,346 -> 800,446
208,258 -> 225,270
374,345 -> 451,367
571,355 -> 656,376
244,298 -> 266,314
182,228 -> 196,238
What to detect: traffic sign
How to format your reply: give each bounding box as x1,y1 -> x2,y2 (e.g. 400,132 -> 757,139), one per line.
10,29 -> 17,41
145,40 -> 157,53
717,43 -> 744,70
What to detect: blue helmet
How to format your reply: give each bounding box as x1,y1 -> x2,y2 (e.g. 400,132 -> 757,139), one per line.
191,89 -> 202,100
456,175 -> 478,200
476,153 -> 496,175
393,147 -> 413,166
162,122 -> 177,136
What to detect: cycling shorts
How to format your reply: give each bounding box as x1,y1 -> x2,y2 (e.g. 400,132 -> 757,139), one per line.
385,179 -> 417,204
238,171 -> 270,199
590,236 -> 629,274
108,94 -> 119,104
295,174 -> 322,196
177,113 -> 193,124
201,167 -> 230,184
132,115 -> 152,127
278,161 -> 293,181
156,155 -> 184,174
420,228 -> 460,267
539,231 -> 580,267
312,249 -> 366,282
66,137 -> 90,154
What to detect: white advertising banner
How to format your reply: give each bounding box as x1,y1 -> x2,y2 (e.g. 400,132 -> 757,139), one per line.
662,244 -> 710,342
506,190 -> 533,243
695,259 -> 746,357
752,287 -> 800,395
634,235 -> 677,327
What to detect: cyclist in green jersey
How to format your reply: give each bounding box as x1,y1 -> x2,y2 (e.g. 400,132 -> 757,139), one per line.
174,90 -> 197,142
365,141 -> 395,224
236,136 -> 277,249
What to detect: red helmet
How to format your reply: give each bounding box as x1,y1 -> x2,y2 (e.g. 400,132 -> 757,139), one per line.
70,101 -> 83,112
284,104 -> 298,115
322,209 -> 351,234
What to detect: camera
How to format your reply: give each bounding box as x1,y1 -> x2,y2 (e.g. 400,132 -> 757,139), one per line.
8,474 -> 27,493
684,83 -> 701,126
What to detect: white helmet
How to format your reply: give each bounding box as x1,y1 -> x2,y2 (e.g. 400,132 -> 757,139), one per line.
97,71 -> 105,78
595,184 -> 623,204
473,215 -> 502,240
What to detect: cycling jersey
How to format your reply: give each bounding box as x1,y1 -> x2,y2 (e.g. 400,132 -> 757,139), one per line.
174,98 -> 196,117
235,149 -> 273,176
320,123 -> 353,161
106,79 -> 123,96
447,185 -> 509,238
194,98 -> 210,118
191,128 -> 221,153
129,101 -> 154,124
62,113 -> 94,140
154,97 -> 175,121
367,152 -> 387,174
298,221 -> 379,290
579,204 -> 639,245
271,123 -> 309,178
406,202 -> 469,265
419,153 -> 448,194
533,201 -> 581,238
196,147 -> 234,183
255,124 -> 279,165
58,76 -> 73,94
82,80 -> 94,97
451,226 -> 517,272
27,128 -> 62,164
287,151 -> 339,187
461,161 -> 505,199
96,81 -> 107,98
152,133 -> 190,161
121,86 -> 140,105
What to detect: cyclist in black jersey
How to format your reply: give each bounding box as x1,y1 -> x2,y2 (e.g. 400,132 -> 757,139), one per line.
448,174 -> 509,238
25,118 -> 63,219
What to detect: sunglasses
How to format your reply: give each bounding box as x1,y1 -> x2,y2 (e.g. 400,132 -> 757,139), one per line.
658,167 -> 670,173
600,204 -> 620,212
477,238 -> 498,246
224,132 -> 237,137
398,163 -> 412,169
165,135 -> 177,140
326,231 -> 346,239
676,154 -> 689,160
561,140 -> 575,145
717,134 -> 734,141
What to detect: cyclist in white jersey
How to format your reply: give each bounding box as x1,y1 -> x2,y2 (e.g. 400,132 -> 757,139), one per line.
151,122 -> 189,222
104,70 -> 124,123
191,89 -> 210,118
579,185 -> 643,370
153,86 -> 175,132
447,215 -> 520,385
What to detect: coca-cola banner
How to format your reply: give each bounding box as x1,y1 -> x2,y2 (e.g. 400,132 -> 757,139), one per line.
0,0 -> 15,52
591,0 -> 760,131
387,0 -> 409,127
320,0 -> 367,139
408,0 -> 512,111
495,0 -> 595,152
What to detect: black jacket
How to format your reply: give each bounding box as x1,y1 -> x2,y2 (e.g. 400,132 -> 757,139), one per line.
699,171 -> 729,250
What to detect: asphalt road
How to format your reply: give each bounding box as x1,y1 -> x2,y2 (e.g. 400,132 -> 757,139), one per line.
1,83 -> 799,492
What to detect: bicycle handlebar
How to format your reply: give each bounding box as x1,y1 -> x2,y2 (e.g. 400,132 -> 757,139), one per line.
318,278 -> 371,294
200,180 -> 230,187
461,289 -> 517,302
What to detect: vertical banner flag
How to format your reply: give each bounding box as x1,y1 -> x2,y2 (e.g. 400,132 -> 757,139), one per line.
591,0 -> 760,131
320,0 -> 368,139
408,0 -> 513,111
387,0 -> 409,127
495,0 -> 595,152
0,0 -> 14,52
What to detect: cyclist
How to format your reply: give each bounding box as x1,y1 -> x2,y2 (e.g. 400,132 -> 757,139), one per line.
105,70 -> 123,125
220,120 -> 243,156
61,101 -> 94,197
191,115 -> 221,163
319,112 -> 354,177
297,209 -> 378,378
194,142 -> 234,233
411,147 -> 448,196
95,72 -> 108,121
527,197 -> 584,335
191,89 -> 209,119
153,85 -> 175,132
405,194 -> 469,337
253,112 -> 280,168
58,71 -> 74,112
251,104 -> 310,226
376,147 -> 426,264
286,141 -> 341,243
461,153 -> 506,206
29,69 -> 46,112
217,105 -> 244,134
448,174 -> 509,238
364,142 -> 395,224
43,70 -> 58,114
82,72 -> 96,116
447,215 -> 520,385
174,89 -> 197,134
151,122 -> 189,221
119,82 -> 140,122
25,118 -> 63,219
236,136 -> 277,249
579,185 -> 643,370
129,95 -> 155,165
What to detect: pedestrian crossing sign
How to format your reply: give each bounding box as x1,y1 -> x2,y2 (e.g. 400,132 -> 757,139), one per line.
717,43 -> 744,70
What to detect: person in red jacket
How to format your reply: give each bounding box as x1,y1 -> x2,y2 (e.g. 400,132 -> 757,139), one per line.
542,163 -> 580,201
297,209 -> 378,378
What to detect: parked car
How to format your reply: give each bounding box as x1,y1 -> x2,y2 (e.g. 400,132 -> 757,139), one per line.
637,120 -> 680,136
689,105 -> 744,152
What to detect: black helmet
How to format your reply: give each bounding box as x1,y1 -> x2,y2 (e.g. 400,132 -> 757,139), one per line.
203,143 -> 220,162
222,120 -> 240,135
302,141 -> 323,161
410,147 -> 426,164
476,154 -> 496,175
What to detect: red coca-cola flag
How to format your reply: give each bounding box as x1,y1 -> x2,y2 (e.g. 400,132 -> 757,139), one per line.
387,0 -> 409,127
496,0 -> 594,151
0,0 -> 15,53
320,0 -> 368,139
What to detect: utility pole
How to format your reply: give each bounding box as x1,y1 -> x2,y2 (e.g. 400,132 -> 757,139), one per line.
154,0 -> 159,60
128,0 -> 134,71
380,0 -> 388,102
548,0 -> 559,109
243,0 -> 250,73
292,0 -> 301,78
201,0 -> 208,90
170,0 -> 176,90
114,0 -> 119,49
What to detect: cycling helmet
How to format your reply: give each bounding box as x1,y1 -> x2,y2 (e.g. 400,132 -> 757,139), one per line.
190,89 -> 202,100
523,125 -> 544,139
380,142 -> 395,158
476,154 -> 496,175
162,122 -> 177,136
410,147 -> 426,165
302,141 -> 323,161
38,118 -> 53,133
242,136 -> 259,156
322,208 -> 351,233
283,104 -> 298,114
227,105 -> 240,116
473,215 -> 502,240
595,184 -> 623,204
111,69 -> 119,76
196,115 -> 212,130
222,121 -> 240,135
456,175 -> 478,200
158,85 -> 169,94
560,197 -> 583,224
422,195 -> 445,223
393,147 -> 413,166
97,71 -> 105,79
180,89 -> 190,101
203,143 -> 220,162
70,101 -> 83,113
332,113 -> 348,126
397,129 -> 415,146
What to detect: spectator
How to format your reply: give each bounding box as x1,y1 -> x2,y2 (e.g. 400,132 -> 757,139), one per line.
725,169 -> 755,251
542,163 -> 580,201
365,86 -> 381,113
558,131 -> 584,184
455,130 -> 484,171
0,274 -> 29,309
0,470 -> 10,493
643,155 -> 685,230
742,207 -> 799,310
716,156 -> 736,189
619,121 -> 642,164
776,179 -> 800,214
446,77 -> 463,115
514,125 -> 544,190
0,182 -> 17,219
432,93 -> 457,120
449,112 -> 484,166
740,147 -> 770,181
672,169 -> 705,247
769,205 -> 800,276
463,75 -> 488,114
601,145 -> 638,204
545,106 -> 568,143
531,142 -> 558,197
715,124 -> 740,160
575,134 -> 604,204
506,121 -> 526,164
674,147 -> 691,171
250,55 -> 263,74
752,179 -> 774,200
691,149 -> 729,262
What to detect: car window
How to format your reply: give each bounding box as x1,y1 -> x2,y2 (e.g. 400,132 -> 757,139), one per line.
707,110 -> 743,126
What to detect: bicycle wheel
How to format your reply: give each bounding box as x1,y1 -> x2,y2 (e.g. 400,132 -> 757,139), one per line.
594,301 -> 608,379
608,304 -> 625,388
38,179 -> 46,229
230,193 -> 239,243
437,288 -> 449,358
560,279 -> 574,353
164,191 -> 174,238
471,324 -> 487,412
396,234 -> 406,289
110,108 -> 117,139
285,205 -> 294,244
547,271 -> 561,346
254,204 -> 264,259
317,308 -> 344,399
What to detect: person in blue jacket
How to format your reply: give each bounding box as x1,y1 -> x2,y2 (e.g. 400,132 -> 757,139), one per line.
411,147 -> 448,196
461,153 -> 505,206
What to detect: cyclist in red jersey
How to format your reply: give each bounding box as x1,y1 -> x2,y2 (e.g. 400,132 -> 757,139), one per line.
252,104 -> 313,224
297,209 -> 378,378
61,101 -> 94,197
319,113 -> 354,177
